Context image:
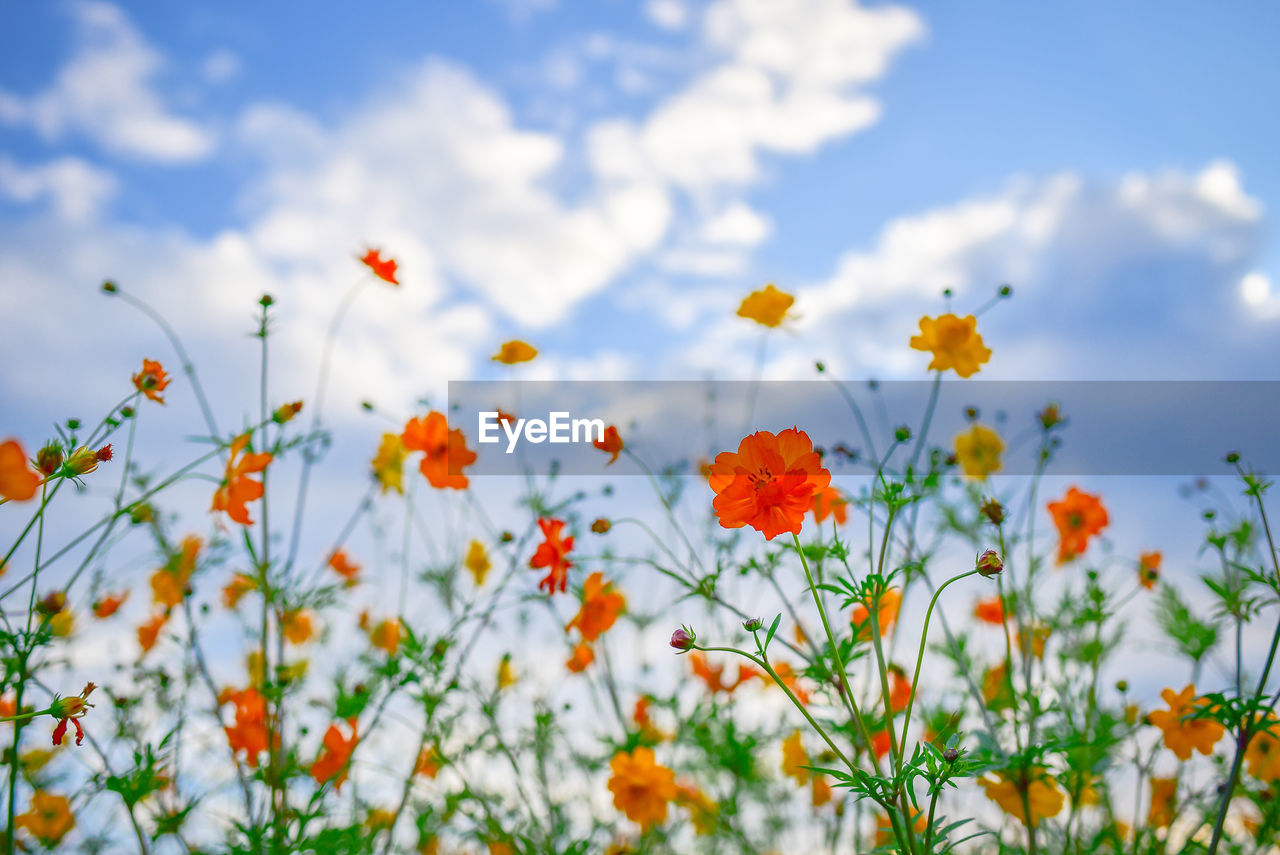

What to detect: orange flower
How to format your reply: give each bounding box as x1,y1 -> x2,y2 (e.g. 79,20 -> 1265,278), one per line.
0,439 -> 41,502
15,791 -> 74,846
415,746 -> 442,778
224,687 -> 272,768
888,665 -> 912,712
50,682 -> 95,747
92,592 -> 128,618
151,535 -> 201,607
980,769 -> 1065,827
137,612 -> 168,654
131,358 -> 170,403
566,642 -> 594,673
876,811 -> 928,846
688,652 -> 757,694
329,550 -> 361,585
211,434 -> 272,525
1147,684 -> 1225,760
530,517 -> 574,595
566,572 -> 626,642
973,596 -> 1005,625
311,718 -> 359,790
371,433 -> 407,495
282,610 -> 315,645
607,747 -> 676,830
359,248 -> 399,285
851,588 -> 901,639
223,573 -> 257,608
368,618 -> 402,656
769,662 -> 811,705
1047,487 -> 1108,563
1138,551 -> 1161,590
737,284 -> 794,328
1148,777 -> 1176,828
492,340 -> 538,365
1245,717 -> 1280,781
594,425 -> 624,465
708,428 -> 830,541
401,413 -> 476,490
809,486 -> 848,525
871,727 -> 893,760
909,313 -> 991,378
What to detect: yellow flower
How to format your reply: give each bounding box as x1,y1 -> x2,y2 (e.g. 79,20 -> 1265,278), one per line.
1245,716 -> 1280,781
781,730 -> 810,784
15,791 -> 74,846
982,660 -> 1014,710
980,770 -> 1064,827
368,618 -> 402,656
1147,777 -> 1176,828
607,747 -> 676,830
366,809 -> 396,831
1147,684 -> 1225,760
910,313 -> 992,377
464,540 -> 491,586
954,424 -> 1004,479
371,433 -> 407,495
49,609 -> 75,637
492,340 -> 538,365
497,654 -> 517,690
282,610 -> 315,645
736,284 -> 794,328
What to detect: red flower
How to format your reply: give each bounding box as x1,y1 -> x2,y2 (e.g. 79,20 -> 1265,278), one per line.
708,428 -> 830,540
530,518 -> 573,594
131,359 -> 170,404
359,249 -> 399,285
50,682 -> 95,747
593,425 -> 624,466
402,412 -> 476,490
310,718 -> 359,790
211,434 -> 272,525
1047,487 -> 1108,563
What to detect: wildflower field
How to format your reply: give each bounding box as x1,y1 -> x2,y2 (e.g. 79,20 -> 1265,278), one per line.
3,266 -> 1280,855
5,3 -> 1280,854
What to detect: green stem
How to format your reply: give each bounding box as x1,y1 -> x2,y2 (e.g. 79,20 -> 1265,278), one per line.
898,569 -> 980,758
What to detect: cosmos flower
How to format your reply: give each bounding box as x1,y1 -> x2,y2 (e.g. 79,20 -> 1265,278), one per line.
708,428 -> 830,541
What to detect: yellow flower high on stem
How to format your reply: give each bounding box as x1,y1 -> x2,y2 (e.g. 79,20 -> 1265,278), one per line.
464,540 -> 491,586
492,340 -> 538,364
954,424 -> 1004,479
910,313 -> 992,377
737,284 -> 794,328
371,433 -> 407,495
1147,684 -> 1225,760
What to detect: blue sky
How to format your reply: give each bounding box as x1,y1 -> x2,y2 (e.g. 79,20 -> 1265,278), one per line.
3,0 -> 1280,428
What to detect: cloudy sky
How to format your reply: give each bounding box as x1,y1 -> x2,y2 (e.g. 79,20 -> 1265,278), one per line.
3,0 -> 1280,439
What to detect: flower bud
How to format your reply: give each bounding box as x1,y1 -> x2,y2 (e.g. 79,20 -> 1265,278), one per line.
259,294 -> 274,307
1225,451 -> 1240,464
37,592 -> 66,617
1115,679 -> 1129,693
36,444 -> 63,476
669,626 -> 695,653
1038,403 -> 1062,430
943,747 -> 960,763
272,401 -> 303,424
742,617 -> 763,632
61,446 -> 104,477
101,280 -> 117,294
980,498 -> 1005,525
976,549 -> 1003,577
590,517 -> 611,534
500,531 -> 514,543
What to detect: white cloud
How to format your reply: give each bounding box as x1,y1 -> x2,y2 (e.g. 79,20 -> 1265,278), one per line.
646,0 -> 690,30
677,162 -> 1268,381
598,0 -> 922,191
0,2 -> 214,162
201,48 -> 241,84
0,155 -> 116,222
700,201 -> 772,245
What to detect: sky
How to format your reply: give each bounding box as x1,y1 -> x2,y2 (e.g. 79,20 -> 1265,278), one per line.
1,3 -> 1279,841
3,0 -> 1280,437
